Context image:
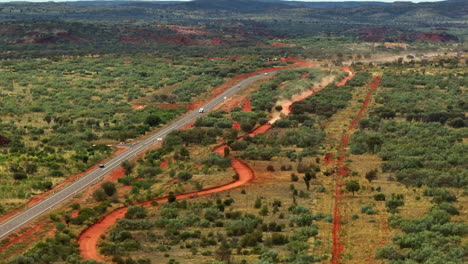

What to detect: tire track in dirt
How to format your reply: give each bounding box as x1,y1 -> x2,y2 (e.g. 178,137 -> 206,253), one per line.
78,66 -> 351,263
331,76 -> 381,264
1,59 -> 316,257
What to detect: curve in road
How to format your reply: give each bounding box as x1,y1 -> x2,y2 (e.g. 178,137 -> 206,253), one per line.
78,67 -> 353,262
0,66 -> 307,240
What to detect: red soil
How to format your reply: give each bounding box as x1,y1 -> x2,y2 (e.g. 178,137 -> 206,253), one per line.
78,166 -> 127,203
79,148 -> 255,262
232,121 -> 241,130
159,160 -> 168,168
271,42 -> 296,47
331,76 -> 380,264
324,153 -> 334,165
242,98 -> 252,112
248,124 -> 271,137
0,219 -> 45,254
211,57 -> 317,108
56,32 -> 84,43
77,59 -> 330,262
169,179 -> 180,184
0,218 -> 56,258
0,148 -> 126,224
415,32 -> 457,42
336,67 -> 354,86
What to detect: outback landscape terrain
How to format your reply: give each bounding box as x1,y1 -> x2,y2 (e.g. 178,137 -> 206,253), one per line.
0,0 -> 466,264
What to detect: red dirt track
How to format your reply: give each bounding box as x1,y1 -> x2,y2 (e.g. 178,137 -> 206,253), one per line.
78,64 -> 351,262
1,59 -> 323,260
79,150 -> 255,262
331,76 -> 380,264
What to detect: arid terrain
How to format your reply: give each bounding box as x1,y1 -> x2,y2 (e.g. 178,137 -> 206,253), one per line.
0,1 -> 466,264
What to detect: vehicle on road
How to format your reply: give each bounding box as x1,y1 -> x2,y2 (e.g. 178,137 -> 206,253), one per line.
99,164 -> 105,168
198,108 -> 204,113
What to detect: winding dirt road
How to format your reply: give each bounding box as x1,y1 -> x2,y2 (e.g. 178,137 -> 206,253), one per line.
78,67 -> 354,263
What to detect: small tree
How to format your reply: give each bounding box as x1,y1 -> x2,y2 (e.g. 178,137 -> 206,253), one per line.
101,181 -> 117,196
12,172 -> 27,180
303,172 -> 315,191
215,240 -> 232,263
121,160 -> 136,176
93,188 -> 107,202
44,114 -> 53,125
168,192 -> 176,203
345,180 -> 360,196
145,115 -> 162,127
177,171 -> 193,181
259,205 -> 269,216
365,169 -> 378,183
224,147 -> 230,157
240,121 -> 253,132
291,173 -> 299,182
254,197 -> 262,209
125,206 -> 147,219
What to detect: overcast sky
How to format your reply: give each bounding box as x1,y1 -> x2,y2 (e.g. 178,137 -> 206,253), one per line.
0,0 -> 447,3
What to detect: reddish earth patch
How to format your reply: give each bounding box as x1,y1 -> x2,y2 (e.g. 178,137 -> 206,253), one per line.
271,42 -> 296,47
169,178 -> 180,184
0,148 -> 126,224
132,105 -> 145,110
71,211 -> 79,218
331,76 -> 380,264
78,166 -> 127,203
56,32 -> 84,43
79,150 -> 256,262
232,121 -> 241,130
336,67 -> 354,86
248,124 -> 271,137
415,32 -> 457,42
119,35 -> 144,43
78,60 -> 328,262
242,98 -> 252,112
0,218 -> 56,259
324,153 -> 334,165
159,160 -> 168,168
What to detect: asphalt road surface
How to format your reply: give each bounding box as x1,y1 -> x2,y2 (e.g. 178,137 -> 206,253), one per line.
0,71 -> 281,239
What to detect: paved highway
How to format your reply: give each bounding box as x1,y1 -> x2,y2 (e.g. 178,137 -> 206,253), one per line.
0,71 -> 280,239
